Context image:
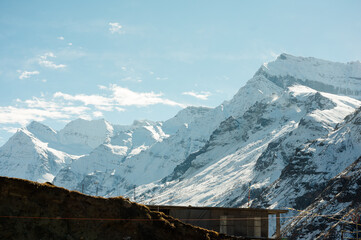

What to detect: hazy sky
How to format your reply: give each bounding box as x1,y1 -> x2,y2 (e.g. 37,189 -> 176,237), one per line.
0,0 -> 361,145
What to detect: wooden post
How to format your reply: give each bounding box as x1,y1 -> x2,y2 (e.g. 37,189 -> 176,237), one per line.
276,213 -> 281,239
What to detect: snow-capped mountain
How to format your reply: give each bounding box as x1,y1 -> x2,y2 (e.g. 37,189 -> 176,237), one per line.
0,128 -> 74,182
1,53 -> 361,237
0,118 -> 172,184
136,86 -> 359,207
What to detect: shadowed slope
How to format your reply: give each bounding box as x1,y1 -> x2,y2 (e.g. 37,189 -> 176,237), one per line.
0,176 -> 241,240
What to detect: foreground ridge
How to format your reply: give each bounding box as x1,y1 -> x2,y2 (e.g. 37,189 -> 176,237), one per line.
0,176 -> 241,240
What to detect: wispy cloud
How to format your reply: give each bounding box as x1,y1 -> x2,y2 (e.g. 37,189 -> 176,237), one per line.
18,70 -> 39,80
109,22 -> 122,34
57,36 -> 65,40
120,76 -> 142,83
0,126 -> 19,134
182,91 -> 211,100
0,84 -> 184,131
93,111 -> 103,117
54,92 -> 113,110
54,84 -> 185,108
155,77 -> 168,81
109,84 -> 183,107
259,50 -> 280,62
0,104 -> 87,126
39,52 -> 66,69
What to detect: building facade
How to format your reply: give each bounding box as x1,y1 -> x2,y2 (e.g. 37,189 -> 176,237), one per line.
147,205 -> 288,239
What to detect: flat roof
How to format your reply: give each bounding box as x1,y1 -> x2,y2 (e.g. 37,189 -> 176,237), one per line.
147,205 -> 288,214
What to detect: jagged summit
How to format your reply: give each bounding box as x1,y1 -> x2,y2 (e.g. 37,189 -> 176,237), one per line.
255,53 -> 361,99
58,118 -> 114,149
132,119 -> 156,127
26,120 -> 58,143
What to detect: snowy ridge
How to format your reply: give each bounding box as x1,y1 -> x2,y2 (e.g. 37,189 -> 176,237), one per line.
257,53 -> 361,99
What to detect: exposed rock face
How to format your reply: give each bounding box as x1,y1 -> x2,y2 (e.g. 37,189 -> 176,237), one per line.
282,156 -> 361,240
0,176 -> 240,240
252,107 -> 361,237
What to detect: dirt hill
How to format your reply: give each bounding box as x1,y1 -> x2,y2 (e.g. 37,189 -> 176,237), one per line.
0,176 -> 241,240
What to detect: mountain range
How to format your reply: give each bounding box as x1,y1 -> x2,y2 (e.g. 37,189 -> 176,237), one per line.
1,53 -> 361,238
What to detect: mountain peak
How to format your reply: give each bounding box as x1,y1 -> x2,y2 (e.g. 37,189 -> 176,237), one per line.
132,119 -> 156,127
276,53 -> 296,60
255,54 -> 361,99
58,118 -> 114,149
26,121 -> 57,139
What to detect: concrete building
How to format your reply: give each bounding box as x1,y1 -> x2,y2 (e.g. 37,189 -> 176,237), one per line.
147,205 -> 288,239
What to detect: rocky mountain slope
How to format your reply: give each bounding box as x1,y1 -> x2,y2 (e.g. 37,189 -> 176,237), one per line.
137,87 -> 359,208
277,107 -> 361,239
282,156 -> 361,239
1,53 -> 361,237
0,176 -> 240,240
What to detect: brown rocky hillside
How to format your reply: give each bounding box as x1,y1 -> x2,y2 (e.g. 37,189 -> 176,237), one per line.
0,176 -> 241,240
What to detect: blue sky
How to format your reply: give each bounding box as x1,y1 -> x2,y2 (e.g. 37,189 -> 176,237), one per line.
0,0 -> 361,145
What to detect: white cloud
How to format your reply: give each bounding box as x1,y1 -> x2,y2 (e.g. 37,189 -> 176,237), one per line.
93,111 -> 103,117
39,52 -> 66,69
109,22 -> 122,34
120,76 -> 142,83
0,96 -> 91,126
98,85 -> 107,90
68,43 -> 72,46
115,107 -> 125,112
58,36 -> 65,40
54,84 -> 185,108
259,50 -> 281,62
182,91 -> 211,100
53,92 -> 114,109
109,84 -> 184,107
41,52 -> 55,58
0,106 -> 68,125
156,77 -> 168,81
1,126 -> 19,133
0,84 -> 184,129
18,70 -> 39,80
